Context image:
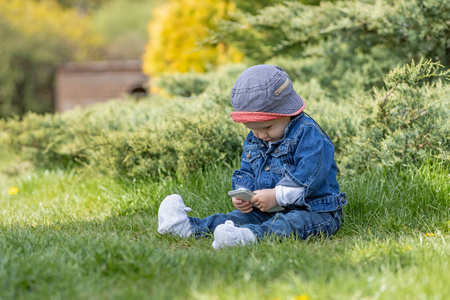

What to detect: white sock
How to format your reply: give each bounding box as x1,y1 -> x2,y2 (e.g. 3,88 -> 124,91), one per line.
158,194 -> 192,237
212,221 -> 256,250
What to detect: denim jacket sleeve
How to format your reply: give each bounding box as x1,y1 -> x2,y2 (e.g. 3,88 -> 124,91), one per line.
231,138 -> 256,191
277,124 -> 335,197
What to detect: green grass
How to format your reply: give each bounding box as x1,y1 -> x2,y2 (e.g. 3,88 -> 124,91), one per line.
1,144 -> 449,300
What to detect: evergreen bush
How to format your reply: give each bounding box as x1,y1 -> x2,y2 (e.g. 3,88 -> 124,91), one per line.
341,59 -> 449,172
217,0 -> 450,97
154,72 -> 211,97
1,91 -> 248,179
0,113 -> 83,168
1,59 -> 447,178
89,110 -> 246,178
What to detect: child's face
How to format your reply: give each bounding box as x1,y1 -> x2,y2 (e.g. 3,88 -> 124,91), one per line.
244,117 -> 291,143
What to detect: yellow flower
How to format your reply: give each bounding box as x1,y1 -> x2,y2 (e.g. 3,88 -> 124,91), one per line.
8,187 -> 19,195
424,233 -> 435,237
292,295 -> 310,300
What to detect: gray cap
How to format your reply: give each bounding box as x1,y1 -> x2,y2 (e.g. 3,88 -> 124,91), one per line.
230,65 -> 305,123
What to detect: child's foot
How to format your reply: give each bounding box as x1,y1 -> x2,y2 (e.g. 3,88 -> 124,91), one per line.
158,194 -> 192,237
212,220 -> 256,250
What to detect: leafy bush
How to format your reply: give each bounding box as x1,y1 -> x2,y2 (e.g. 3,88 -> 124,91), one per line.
305,99 -> 359,157
154,72 -> 211,97
217,0 -> 450,97
197,63 -> 248,108
0,113 -> 82,168
142,0 -> 243,76
341,59 -> 449,172
144,63 -> 245,103
1,90 -> 248,179
2,59 -> 447,178
89,110 -> 246,178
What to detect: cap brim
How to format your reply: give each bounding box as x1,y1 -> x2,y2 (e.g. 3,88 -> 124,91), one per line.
230,103 -> 305,123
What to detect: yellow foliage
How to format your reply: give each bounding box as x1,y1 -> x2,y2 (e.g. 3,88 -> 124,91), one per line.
0,0 -> 103,60
143,0 -> 243,76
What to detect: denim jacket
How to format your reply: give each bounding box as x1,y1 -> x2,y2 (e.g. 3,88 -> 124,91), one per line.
231,113 -> 347,213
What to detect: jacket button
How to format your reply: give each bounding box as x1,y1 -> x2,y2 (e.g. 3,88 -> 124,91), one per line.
341,197 -> 345,203
274,149 -> 279,154
246,152 -> 251,159
265,166 -> 270,171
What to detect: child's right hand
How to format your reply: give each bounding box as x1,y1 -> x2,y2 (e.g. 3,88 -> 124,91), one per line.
232,197 -> 253,213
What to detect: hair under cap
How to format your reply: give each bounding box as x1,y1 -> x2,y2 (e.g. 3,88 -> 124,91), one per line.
230,65 -> 305,123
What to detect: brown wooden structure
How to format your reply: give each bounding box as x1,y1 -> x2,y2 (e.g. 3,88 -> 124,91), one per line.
55,60 -> 149,112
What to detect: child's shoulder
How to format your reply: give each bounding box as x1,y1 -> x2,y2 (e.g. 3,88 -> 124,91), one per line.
289,113 -> 333,145
288,113 -> 319,133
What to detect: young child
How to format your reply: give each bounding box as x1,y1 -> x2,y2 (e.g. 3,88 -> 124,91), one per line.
157,65 -> 347,249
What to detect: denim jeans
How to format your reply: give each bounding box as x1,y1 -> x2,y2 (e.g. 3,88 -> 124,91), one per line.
189,207 -> 342,240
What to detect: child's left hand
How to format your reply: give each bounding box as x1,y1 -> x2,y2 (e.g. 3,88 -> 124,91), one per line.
251,189 -> 278,212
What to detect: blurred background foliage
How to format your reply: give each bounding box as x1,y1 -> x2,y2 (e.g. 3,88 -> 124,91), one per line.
90,0 -> 161,60
142,0 -> 244,75
0,0 -> 160,118
0,0 -> 101,117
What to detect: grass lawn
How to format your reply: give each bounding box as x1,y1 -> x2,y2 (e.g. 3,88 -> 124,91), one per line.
1,144 -> 449,300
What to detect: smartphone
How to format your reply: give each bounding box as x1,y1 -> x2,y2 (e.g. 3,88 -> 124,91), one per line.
227,188 -> 255,202
227,188 -> 284,212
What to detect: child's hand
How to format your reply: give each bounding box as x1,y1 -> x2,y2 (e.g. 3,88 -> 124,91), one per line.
251,189 -> 277,212
232,197 -> 253,213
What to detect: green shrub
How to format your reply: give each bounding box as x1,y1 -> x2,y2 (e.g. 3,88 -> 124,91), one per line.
341,59 -> 449,172
1,92 -> 248,179
2,59 -> 447,179
306,99 -> 359,157
197,63 -> 247,109
218,0 -> 449,97
0,113 -> 83,168
90,110 -> 247,178
154,72 -> 211,97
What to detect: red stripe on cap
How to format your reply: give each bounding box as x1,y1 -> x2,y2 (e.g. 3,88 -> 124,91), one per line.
230,103 -> 306,123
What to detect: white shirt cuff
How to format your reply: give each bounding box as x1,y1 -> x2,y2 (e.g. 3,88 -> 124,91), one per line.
275,185 -> 305,207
